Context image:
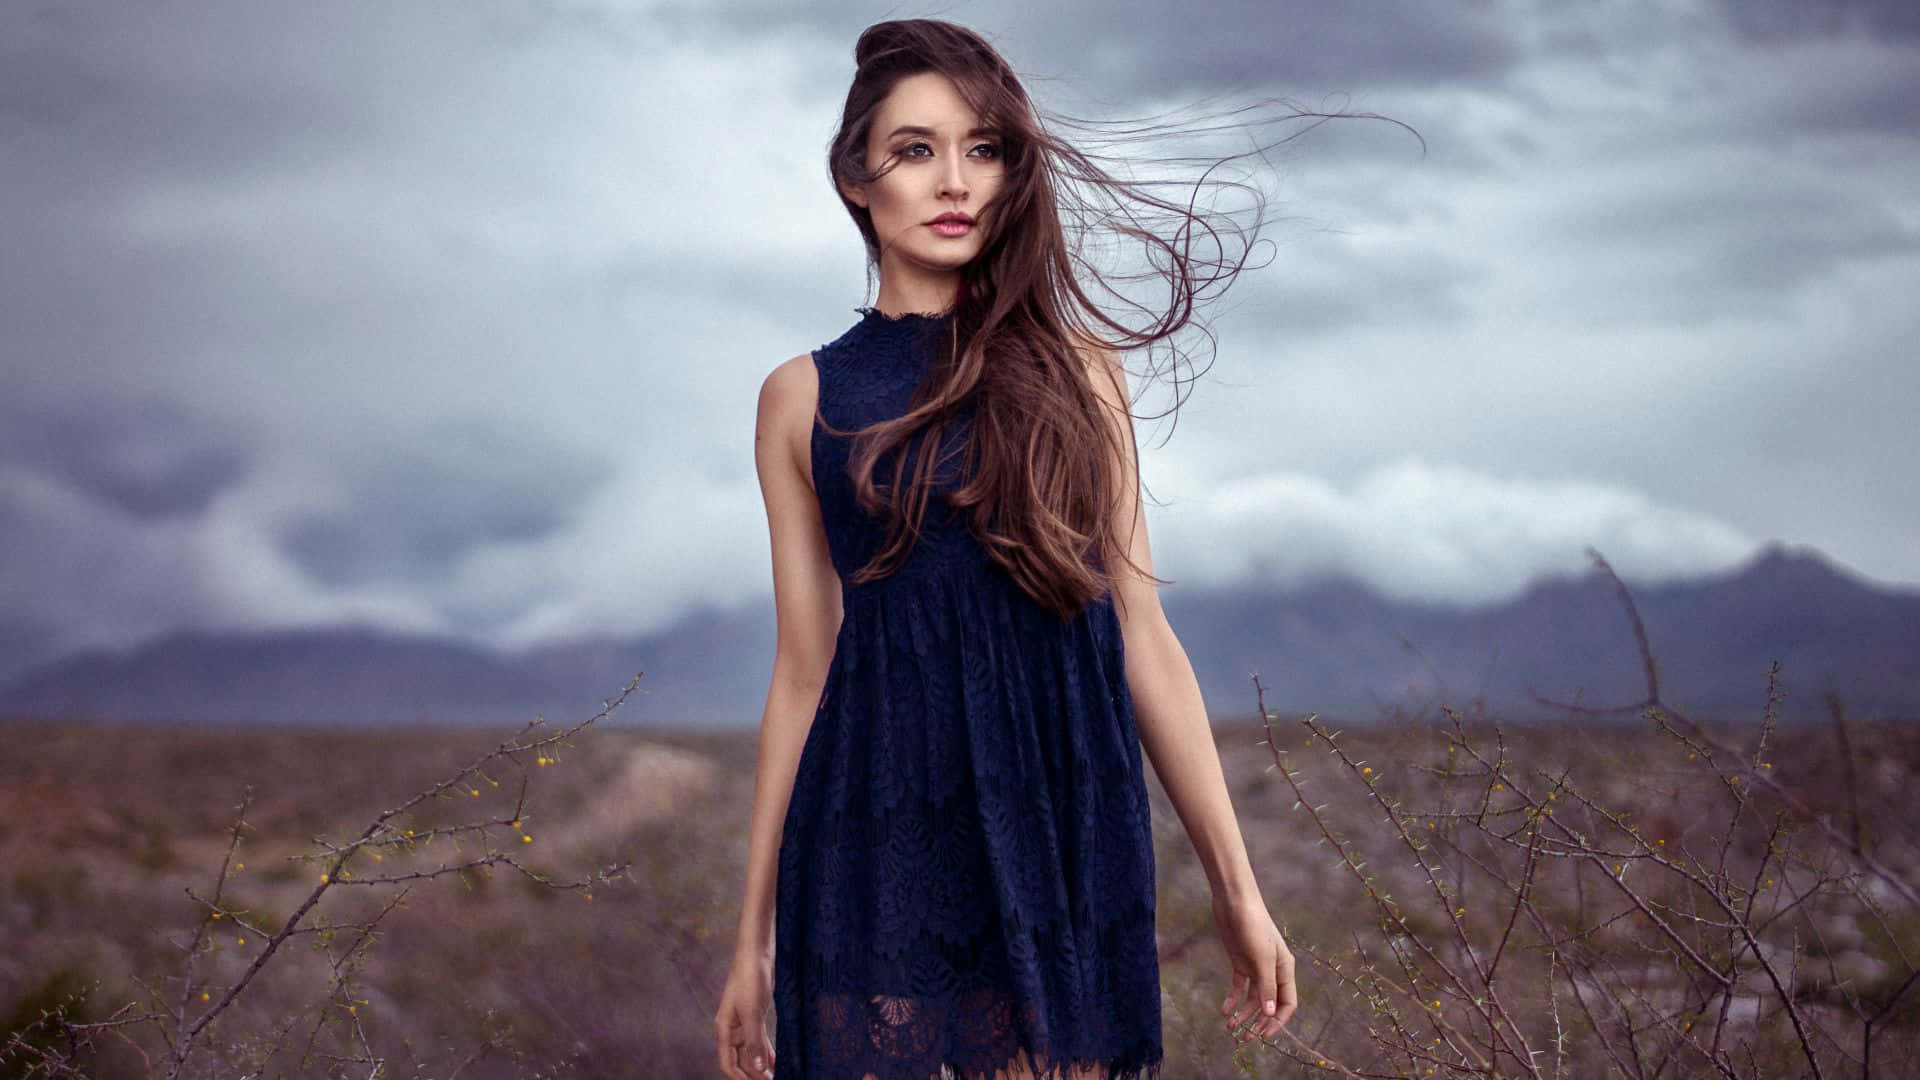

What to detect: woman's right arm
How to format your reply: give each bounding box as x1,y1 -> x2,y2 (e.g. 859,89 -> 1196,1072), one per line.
732,351 -> 843,965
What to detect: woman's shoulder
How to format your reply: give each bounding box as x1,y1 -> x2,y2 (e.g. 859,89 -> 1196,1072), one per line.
1065,328 -> 1130,403
754,351 -> 821,486
758,351 -> 820,419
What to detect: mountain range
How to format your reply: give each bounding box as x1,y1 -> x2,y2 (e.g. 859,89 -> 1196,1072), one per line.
3,542 -> 1914,729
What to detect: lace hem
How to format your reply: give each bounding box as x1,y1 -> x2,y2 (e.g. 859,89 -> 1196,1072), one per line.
778,985 -> 1164,1079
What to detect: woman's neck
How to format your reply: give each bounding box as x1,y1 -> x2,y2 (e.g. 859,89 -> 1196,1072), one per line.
870,268 -> 960,319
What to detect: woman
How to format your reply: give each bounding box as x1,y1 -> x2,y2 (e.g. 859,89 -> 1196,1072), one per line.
717,19 -> 1303,1080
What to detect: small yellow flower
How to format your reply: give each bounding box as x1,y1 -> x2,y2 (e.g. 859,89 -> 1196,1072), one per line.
1761,762 -> 1772,769
469,788 -> 480,797
521,834 -> 532,844
373,852 -> 383,862
201,991 -> 210,1002
1657,838 -> 1666,846
235,862 -> 244,871
512,819 -> 522,830
1454,906 -> 1465,916
583,891 -> 593,901
1362,766 -> 1372,775
1432,999 -> 1440,1008
406,828 -> 415,837
1613,864 -> 1623,874
211,912 -> 221,919
236,938 -> 245,946
1765,878 -> 1774,887
1687,752 -> 1697,760
320,872 -> 330,884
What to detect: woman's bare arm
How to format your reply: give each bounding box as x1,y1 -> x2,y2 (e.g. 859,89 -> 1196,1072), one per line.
1081,346 -> 1262,907
732,352 -> 844,963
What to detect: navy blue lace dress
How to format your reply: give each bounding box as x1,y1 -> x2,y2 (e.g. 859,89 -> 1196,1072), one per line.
772,307 -> 1163,1079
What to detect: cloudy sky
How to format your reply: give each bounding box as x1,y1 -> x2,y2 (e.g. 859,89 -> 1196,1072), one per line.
3,0 -> 1916,680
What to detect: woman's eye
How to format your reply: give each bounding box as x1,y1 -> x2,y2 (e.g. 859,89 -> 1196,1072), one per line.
897,141 -> 999,160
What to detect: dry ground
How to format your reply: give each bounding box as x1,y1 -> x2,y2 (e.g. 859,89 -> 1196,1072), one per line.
3,690 -> 1916,1077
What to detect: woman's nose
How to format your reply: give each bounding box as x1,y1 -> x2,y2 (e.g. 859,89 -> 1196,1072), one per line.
937,156 -> 968,200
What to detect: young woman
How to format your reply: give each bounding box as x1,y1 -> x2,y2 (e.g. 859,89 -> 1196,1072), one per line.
716,19 -> 1303,1080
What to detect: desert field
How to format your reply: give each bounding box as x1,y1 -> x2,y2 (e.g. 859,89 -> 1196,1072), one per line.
3,680 -> 1916,1078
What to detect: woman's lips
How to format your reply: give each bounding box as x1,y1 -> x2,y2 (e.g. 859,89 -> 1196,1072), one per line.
929,221 -> 972,237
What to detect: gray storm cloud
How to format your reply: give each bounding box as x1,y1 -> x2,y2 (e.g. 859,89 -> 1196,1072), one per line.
2,0 -> 1916,682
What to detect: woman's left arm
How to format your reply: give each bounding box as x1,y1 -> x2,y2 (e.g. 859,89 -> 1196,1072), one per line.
1081,341 -> 1299,1040
1120,587 -> 1261,901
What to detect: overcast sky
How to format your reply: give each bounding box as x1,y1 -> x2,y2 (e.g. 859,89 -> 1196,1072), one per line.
3,0 -> 1916,679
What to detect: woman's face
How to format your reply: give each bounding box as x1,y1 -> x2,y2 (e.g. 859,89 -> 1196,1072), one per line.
841,71 -> 1005,282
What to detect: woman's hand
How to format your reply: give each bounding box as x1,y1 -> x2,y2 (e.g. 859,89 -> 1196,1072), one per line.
1213,889 -> 1298,1042
714,947 -> 776,1079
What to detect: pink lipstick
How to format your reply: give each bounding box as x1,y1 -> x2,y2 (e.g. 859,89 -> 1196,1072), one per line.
929,212 -> 974,237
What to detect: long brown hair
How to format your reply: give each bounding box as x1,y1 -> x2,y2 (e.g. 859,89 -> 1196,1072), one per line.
825,19 -> 1412,618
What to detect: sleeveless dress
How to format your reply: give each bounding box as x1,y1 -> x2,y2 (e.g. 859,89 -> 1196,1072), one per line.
772,307 -> 1164,1079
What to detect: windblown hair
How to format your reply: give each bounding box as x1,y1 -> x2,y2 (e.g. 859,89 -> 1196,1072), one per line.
825,19 -> 1411,618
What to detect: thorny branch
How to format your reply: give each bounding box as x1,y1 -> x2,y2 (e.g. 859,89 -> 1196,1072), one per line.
1230,547 -> 1913,1077
1,672 -> 644,1079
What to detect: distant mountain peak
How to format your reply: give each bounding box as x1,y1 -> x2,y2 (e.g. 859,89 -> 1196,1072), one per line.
1732,540 -> 1877,593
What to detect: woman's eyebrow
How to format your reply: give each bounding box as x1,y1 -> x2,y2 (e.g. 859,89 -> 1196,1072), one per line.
885,125 -> 1002,139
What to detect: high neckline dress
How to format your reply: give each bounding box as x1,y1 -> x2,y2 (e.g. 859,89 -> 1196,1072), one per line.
773,306 -> 1163,1079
